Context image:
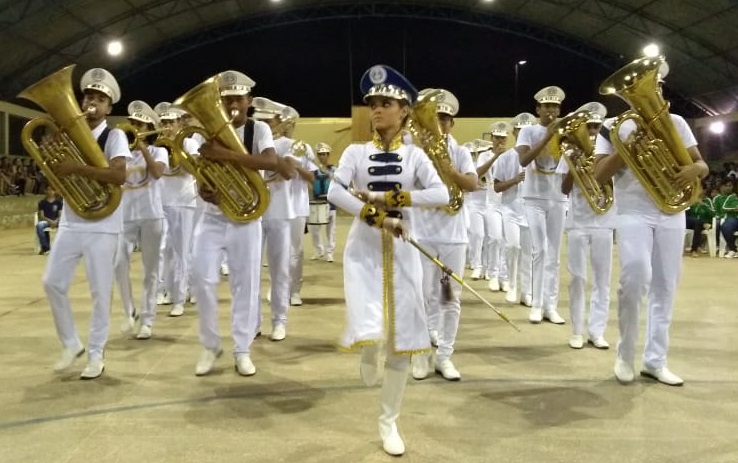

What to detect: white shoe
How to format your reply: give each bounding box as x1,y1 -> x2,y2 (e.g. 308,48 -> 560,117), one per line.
220,263 -> 230,276
156,291 -> 167,305
505,287 -> 517,303
435,358 -> 461,381
325,253 -> 334,262
470,268 -> 482,280
725,250 -> 736,258
488,277 -> 500,292
136,325 -> 152,340
569,334 -> 584,349
310,253 -> 324,261
588,336 -> 610,349
271,324 -> 286,341
500,280 -> 510,292
290,293 -> 303,306
169,303 -> 184,317
429,330 -> 439,347
640,366 -> 684,386
120,313 -> 137,335
520,294 -> 533,307
159,292 -> 172,305
53,346 -> 85,372
235,354 -> 256,376
528,307 -> 543,323
187,290 -> 196,304
79,359 -> 105,380
411,354 -> 430,380
614,357 -> 635,383
195,348 -> 222,376
381,425 -> 405,456
543,310 -> 566,325
359,344 -> 381,386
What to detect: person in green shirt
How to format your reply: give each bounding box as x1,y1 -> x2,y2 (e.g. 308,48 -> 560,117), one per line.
685,191 -> 714,257
717,179 -> 738,257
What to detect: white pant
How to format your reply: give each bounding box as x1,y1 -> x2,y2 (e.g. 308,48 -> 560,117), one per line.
192,214 -> 261,354
290,216 -> 307,294
262,218 -> 291,326
159,207 -> 195,304
567,228 -> 613,338
43,230 -> 120,360
468,207 -> 491,271
484,208 -> 505,279
418,241 -> 466,360
115,219 -> 163,326
524,198 -> 566,311
309,210 -> 337,255
502,214 -> 532,299
615,214 -> 684,369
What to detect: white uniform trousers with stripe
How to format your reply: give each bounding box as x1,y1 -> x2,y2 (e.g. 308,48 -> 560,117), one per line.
419,241 -> 466,361
43,230 -> 120,360
115,218 -> 163,327
524,198 -> 566,311
615,214 -> 684,370
566,228 -> 613,338
160,207 -> 194,305
290,216 -> 307,295
262,218 -> 292,327
192,214 -> 261,355
309,210 -> 337,256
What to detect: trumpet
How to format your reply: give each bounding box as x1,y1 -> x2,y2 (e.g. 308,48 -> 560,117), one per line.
116,122 -> 169,149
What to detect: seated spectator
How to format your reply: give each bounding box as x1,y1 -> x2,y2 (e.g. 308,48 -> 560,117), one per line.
36,185 -> 63,255
686,191 -> 714,257
715,179 -> 738,258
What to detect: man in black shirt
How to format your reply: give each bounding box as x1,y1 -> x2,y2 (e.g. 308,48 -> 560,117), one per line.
36,185 -> 63,254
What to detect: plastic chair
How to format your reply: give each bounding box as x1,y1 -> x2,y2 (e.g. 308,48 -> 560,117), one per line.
32,213 -> 56,254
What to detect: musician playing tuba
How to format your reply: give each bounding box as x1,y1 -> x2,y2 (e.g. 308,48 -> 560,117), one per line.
594,58 -> 709,387
557,102 -> 616,351
37,67 -> 131,380
409,88 -> 478,382
189,70 -> 295,378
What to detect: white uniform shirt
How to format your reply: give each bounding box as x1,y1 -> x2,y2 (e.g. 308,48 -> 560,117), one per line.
477,149 -> 502,207
122,145 -> 169,221
289,142 -> 319,218
594,114 -> 697,220
204,120 -> 275,218
492,148 -> 528,225
413,135 -> 476,244
161,137 -> 199,208
59,120 -> 131,233
516,124 -> 566,202
466,149 -> 489,210
556,159 -> 616,229
262,135 -> 297,221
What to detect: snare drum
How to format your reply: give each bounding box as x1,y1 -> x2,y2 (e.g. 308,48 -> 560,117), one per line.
308,200 -> 330,225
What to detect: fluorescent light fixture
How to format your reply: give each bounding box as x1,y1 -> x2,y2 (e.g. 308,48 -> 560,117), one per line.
107,40 -> 123,56
710,121 -> 726,134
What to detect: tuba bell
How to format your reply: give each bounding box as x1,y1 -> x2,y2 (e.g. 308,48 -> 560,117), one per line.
17,64 -> 122,220
406,89 -> 464,214
171,76 -> 270,223
599,55 -> 700,214
550,109 -> 614,214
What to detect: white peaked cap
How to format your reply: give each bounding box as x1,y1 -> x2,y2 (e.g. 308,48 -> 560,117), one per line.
418,88 -> 459,116
316,142 -> 332,153
513,112 -> 536,128
488,121 -> 512,137
251,97 -> 287,120
80,68 -> 121,104
154,102 -> 185,120
127,100 -> 160,125
534,85 -> 565,104
218,70 -> 256,96
576,101 -> 608,124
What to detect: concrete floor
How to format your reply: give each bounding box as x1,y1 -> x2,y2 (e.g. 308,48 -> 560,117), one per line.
0,217 -> 736,463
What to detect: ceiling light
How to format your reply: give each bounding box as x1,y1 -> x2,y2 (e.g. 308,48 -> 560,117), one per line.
710,121 -> 726,134
517,60 -> 527,65
107,40 -> 123,56
642,43 -> 660,58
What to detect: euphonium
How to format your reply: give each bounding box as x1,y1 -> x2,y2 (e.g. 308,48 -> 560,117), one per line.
551,110 -> 614,214
171,76 -> 270,223
406,89 -> 464,214
599,55 -> 700,213
17,64 -> 122,220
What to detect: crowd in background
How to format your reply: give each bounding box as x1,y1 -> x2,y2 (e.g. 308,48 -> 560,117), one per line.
0,155 -> 46,196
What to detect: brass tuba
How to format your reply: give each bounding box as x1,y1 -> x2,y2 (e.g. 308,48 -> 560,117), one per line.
599,55 -> 700,213
406,89 -> 464,214
171,76 -> 270,223
550,109 -> 614,214
17,64 -> 122,220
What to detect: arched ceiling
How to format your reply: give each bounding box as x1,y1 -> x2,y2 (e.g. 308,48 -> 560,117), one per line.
1,0 -> 737,115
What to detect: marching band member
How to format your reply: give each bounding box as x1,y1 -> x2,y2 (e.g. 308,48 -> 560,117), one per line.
191,71 -> 295,376
411,88 -> 477,381
594,60 -> 708,386
492,113 -> 534,306
557,102 -> 614,350
115,101 -> 168,340
155,102 -> 200,317
252,97 -> 299,339
284,108 -> 318,306
43,68 -> 130,379
309,143 -> 337,262
516,87 -> 568,324
466,141 -> 492,281
327,65 -> 449,456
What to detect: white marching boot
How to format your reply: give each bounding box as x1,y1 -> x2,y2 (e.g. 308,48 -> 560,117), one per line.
378,365 -> 409,456
360,344 -> 381,386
